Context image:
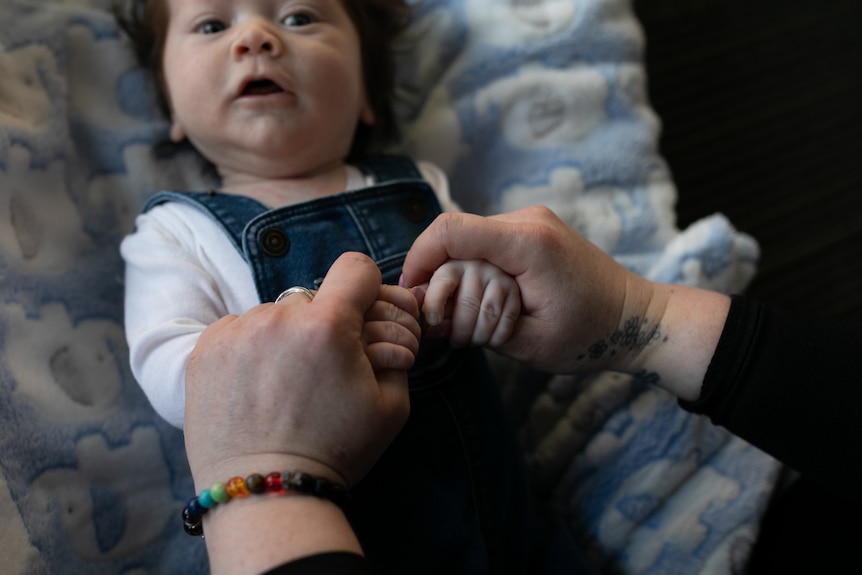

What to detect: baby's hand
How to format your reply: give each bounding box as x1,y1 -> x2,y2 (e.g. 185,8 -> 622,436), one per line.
421,260 -> 520,348
363,284 -> 422,373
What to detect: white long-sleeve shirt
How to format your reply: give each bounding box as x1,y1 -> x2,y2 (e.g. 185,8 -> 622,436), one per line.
122,161 -> 455,428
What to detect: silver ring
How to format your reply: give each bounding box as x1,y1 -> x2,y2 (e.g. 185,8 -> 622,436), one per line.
275,286 -> 315,304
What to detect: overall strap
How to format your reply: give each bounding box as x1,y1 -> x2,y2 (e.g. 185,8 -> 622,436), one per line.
142,190 -> 268,257
140,155 -> 422,258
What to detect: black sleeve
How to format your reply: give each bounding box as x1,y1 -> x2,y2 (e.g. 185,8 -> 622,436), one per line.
262,552 -> 371,575
680,295 -> 862,505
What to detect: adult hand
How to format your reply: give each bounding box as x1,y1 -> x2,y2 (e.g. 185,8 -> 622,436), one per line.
184,251 -> 421,492
402,207 -> 654,374
403,207 -> 731,400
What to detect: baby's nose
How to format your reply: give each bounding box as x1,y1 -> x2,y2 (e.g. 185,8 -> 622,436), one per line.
233,21 -> 283,57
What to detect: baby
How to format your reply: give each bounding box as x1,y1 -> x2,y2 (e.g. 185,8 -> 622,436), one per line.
117,0 -> 552,573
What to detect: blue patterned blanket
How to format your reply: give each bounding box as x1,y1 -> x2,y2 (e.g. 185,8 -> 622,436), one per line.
0,1 -> 779,573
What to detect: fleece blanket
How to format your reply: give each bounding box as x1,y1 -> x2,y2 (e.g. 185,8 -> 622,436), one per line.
0,0 -> 780,574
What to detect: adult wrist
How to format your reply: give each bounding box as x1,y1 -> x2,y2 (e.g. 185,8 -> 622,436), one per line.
629,284 -> 731,401
612,276 -> 670,373
190,452 -> 348,494
581,273 -> 667,375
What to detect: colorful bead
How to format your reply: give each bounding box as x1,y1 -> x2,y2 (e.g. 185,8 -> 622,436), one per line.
197,489 -> 215,509
246,473 -> 265,494
226,476 -> 249,498
182,496 -> 207,536
183,470 -> 349,536
183,497 -> 206,522
210,482 -> 229,503
264,472 -> 283,493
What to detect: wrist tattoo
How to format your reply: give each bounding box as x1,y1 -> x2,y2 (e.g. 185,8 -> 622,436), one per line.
578,316 -> 665,362
633,369 -> 661,385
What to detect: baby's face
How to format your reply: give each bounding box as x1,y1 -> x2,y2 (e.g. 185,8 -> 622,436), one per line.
161,0 -> 373,181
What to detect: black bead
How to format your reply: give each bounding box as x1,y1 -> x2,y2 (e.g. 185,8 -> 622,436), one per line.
183,519 -> 203,537
292,472 -> 315,494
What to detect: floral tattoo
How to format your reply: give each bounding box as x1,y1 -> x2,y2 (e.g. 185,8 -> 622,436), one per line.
578,316 -> 666,362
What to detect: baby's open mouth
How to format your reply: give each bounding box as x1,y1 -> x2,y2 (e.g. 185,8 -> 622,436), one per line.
242,79 -> 284,96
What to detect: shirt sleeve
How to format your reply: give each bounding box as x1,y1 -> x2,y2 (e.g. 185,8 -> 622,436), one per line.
120,205 -> 235,428
262,552 -> 371,575
680,295 -> 862,503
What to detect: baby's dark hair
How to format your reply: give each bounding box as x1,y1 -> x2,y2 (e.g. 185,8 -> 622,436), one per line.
114,0 -> 412,162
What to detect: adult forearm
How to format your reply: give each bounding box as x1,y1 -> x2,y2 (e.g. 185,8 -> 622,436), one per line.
203,495 -> 362,575
625,282 -> 732,402
680,297 -> 862,501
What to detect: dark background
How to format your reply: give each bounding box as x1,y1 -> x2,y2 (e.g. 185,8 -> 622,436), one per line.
632,0 -> 862,322
631,2 -> 862,569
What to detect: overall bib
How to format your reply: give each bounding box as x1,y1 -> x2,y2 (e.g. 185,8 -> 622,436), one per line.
145,156 -> 535,574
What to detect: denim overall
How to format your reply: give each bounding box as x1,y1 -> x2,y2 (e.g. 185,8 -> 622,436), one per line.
145,156 -> 540,574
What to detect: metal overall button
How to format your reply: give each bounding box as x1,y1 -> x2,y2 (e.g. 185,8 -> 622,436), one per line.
259,227 -> 290,257
401,194 -> 429,223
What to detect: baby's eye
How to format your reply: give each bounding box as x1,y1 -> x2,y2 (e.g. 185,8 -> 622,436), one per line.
282,13 -> 315,27
197,20 -> 228,35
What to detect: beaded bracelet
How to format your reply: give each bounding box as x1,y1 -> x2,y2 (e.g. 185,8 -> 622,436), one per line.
182,470 -> 350,536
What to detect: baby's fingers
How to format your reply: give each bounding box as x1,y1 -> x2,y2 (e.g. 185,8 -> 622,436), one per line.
364,320 -> 420,372
487,281 -> 521,348
423,267 -> 462,327
469,280 -> 511,347
365,290 -> 422,344
450,266 -> 521,348
377,284 -> 420,319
